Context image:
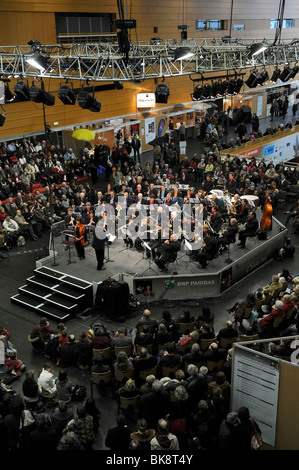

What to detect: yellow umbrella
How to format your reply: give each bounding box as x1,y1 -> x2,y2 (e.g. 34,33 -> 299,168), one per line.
72,129 -> 96,141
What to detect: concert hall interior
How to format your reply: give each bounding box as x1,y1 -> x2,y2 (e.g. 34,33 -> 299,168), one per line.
1,0 -> 299,453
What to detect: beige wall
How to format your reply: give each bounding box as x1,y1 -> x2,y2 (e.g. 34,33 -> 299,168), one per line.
1,1 -> 299,139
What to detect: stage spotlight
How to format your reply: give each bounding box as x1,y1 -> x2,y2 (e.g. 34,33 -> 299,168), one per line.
227,79 -> 237,95
4,84 -> 15,102
248,42 -> 268,57
57,85 -> 77,105
14,81 -> 30,100
270,68 -> 281,82
202,83 -> 212,98
211,81 -> 222,97
192,85 -> 203,100
221,80 -> 229,94
290,66 -> 299,79
280,66 -> 293,82
257,70 -> 269,85
235,78 -> 244,93
0,114 -> 6,127
114,81 -> 124,90
29,85 -> 55,106
29,85 -> 44,102
245,71 -> 262,88
78,90 -> 101,112
25,53 -> 53,73
155,83 -> 170,103
174,46 -> 194,61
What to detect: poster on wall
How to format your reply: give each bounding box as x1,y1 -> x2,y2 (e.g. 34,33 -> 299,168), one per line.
145,117 -> 156,143
263,132 -> 299,163
232,345 -> 280,447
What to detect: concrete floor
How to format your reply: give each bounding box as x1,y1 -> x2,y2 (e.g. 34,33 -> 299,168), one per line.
0,109 -> 299,452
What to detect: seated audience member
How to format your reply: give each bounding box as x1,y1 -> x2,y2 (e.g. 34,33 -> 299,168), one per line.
75,332 -> 92,370
136,309 -> 159,333
92,327 -> 111,350
203,342 -> 227,362
37,362 -> 57,403
113,351 -> 134,373
134,326 -> 154,349
130,419 -> 156,451
154,323 -> 173,348
105,415 -> 131,452
22,369 -> 42,407
157,342 -> 181,377
258,300 -> 285,334
111,328 -> 133,348
27,325 -> 45,353
91,354 -> 111,374
217,321 -> 239,341
182,342 -> 204,368
133,347 -> 157,379
150,418 -> 180,451
55,369 -> 74,403
50,400 -> 74,438
117,378 -> 141,400
59,335 -> 77,367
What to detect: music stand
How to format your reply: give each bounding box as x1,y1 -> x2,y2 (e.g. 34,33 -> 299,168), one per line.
224,242 -> 233,263
61,234 -> 77,265
50,220 -> 66,267
140,241 -> 159,276
105,235 -> 116,263
183,239 -> 199,268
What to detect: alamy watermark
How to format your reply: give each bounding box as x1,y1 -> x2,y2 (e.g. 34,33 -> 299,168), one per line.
93,197 -> 204,250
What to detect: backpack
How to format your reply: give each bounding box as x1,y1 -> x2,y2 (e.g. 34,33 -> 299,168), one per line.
72,384 -> 87,401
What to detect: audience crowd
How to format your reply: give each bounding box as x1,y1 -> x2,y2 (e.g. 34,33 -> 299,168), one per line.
0,263 -> 298,451
0,102 -> 299,451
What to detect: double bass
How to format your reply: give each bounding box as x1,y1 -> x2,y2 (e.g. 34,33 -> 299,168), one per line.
260,192 -> 273,231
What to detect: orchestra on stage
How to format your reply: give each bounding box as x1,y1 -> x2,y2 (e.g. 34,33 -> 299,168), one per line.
62,175 -> 272,272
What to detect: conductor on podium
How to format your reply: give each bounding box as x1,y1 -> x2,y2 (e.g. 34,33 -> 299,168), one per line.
92,218 -> 108,270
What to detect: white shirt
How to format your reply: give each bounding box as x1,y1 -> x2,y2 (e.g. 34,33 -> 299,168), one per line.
38,368 -> 57,394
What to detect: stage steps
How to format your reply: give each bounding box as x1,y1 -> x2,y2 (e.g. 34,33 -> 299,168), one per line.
11,266 -> 93,322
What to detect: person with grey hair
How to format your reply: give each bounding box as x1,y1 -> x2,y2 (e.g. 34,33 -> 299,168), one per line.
154,323 -> 172,347
190,399 -> 218,447
168,385 -> 192,450
182,342 -> 204,369
186,364 -> 207,410
218,411 -> 240,450
258,299 -> 285,335
150,418 -> 179,450
140,379 -> 170,429
140,374 -> 156,395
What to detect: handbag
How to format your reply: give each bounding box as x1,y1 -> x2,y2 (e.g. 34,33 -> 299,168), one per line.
251,419 -> 262,450
169,418 -> 187,434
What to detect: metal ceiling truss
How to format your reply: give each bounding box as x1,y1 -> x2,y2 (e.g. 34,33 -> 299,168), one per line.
0,38 -> 299,82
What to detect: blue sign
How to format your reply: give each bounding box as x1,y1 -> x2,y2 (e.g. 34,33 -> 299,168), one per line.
158,119 -> 166,137
264,144 -> 275,157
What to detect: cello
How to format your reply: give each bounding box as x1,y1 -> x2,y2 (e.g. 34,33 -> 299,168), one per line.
260,192 -> 273,231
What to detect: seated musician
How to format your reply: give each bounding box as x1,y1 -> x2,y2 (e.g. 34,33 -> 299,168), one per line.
196,230 -> 219,269
234,198 -> 249,224
202,174 -> 214,193
237,211 -> 259,248
209,206 -> 223,234
155,234 -> 181,272
218,218 -> 239,248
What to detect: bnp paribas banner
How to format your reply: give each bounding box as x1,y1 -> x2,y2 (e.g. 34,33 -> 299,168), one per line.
262,131 -> 299,163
